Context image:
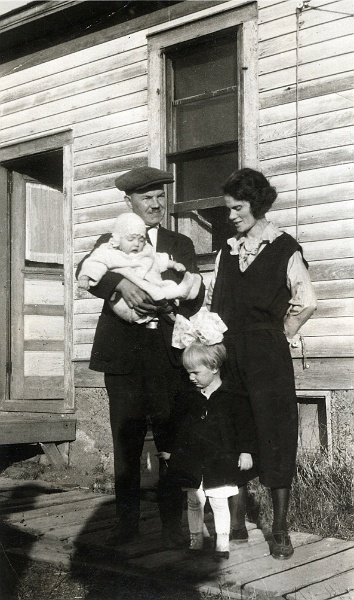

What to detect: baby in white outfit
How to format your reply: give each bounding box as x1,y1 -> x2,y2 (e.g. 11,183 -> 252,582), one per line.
78,212 -> 201,323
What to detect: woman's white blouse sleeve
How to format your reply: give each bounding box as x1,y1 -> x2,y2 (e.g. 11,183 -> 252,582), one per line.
205,250 -> 222,310
284,251 -> 317,339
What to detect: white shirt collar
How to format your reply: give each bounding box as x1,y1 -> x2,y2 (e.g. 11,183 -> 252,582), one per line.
227,220 -> 282,255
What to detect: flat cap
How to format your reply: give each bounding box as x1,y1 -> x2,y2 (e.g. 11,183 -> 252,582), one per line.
115,167 -> 174,193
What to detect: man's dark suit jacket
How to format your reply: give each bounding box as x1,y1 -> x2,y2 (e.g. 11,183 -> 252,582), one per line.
81,226 -> 205,375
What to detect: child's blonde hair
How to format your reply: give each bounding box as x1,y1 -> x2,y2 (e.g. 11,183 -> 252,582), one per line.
182,340 -> 227,372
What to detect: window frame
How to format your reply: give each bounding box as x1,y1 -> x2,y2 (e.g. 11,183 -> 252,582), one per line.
147,3 -> 259,230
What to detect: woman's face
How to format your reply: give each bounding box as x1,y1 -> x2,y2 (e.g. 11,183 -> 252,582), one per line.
225,195 -> 257,235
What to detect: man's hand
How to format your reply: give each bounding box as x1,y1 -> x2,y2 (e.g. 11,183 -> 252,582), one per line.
116,279 -> 157,315
238,453 -> 253,471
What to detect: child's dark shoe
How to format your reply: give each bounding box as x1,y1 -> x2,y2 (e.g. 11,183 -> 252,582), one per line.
213,550 -> 229,561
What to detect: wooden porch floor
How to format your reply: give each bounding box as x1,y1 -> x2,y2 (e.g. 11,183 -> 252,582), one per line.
0,477 -> 353,599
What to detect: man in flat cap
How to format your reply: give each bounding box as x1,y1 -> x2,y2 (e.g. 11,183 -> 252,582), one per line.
78,167 -> 204,547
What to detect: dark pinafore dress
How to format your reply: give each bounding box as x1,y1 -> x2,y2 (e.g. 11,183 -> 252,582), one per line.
211,232 -> 305,488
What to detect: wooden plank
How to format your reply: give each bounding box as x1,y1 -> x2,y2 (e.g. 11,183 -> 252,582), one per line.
75,121 -> 148,158
299,90 -> 354,119
313,279 -> 354,300
259,66 -> 296,93
259,32 -> 296,60
298,163 -> 354,190
314,298 -> 354,319
260,154 -> 296,176
258,15 -> 295,43
298,219 -> 354,242
74,139 -> 148,180
0,75 -> 147,132
293,358 -> 353,389
74,362 -> 104,388
21,376 -> 65,399
24,278 -> 64,304
261,72 -> 352,110
75,106 -> 147,147
0,416 -> 75,445
298,13 -> 354,48
0,488 -> 97,514
24,340 -> 64,351
0,30 -> 146,88
300,108 -> 354,136
299,72 -> 354,104
299,145 -> 354,172
299,34 -> 354,66
259,49 -> 296,76
298,0 -> 353,29
24,351 -> 64,377
298,181 -> 354,207
260,119 -> 296,142
74,298 -> 103,315
2,399 -> 70,413
260,136 -> 296,160
74,188 -> 123,210
0,45 -> 147,105
301,238 -> 354,262
1,61 -> 147,120
74,344 -> 94,361
299,52 -> 354,83
6,496 -> 115,523
243,548 -> 354,598
24,315 -> 64,340
0,90 -> 147,145
0,166 -> 9,404
74,314 -> 99,330
74,151 -> 148,195
40,443 -> 66,468
299,201 -> 354,224
286,570 -> 354,600
259,102 -> 296,127
298,126 -> 354,154
300,317 -> 354,337
74,217 -> 116,240
24,304 -> 64,316
258,1 -> 294,24
295,336 -> 354,358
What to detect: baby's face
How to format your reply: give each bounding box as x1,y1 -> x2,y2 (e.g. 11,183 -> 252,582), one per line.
119,234 -> 146,254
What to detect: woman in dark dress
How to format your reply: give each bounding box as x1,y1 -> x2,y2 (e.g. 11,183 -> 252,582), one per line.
207,168 -> 317,559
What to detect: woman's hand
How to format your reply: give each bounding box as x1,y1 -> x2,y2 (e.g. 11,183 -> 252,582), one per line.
238,453 -> 253,471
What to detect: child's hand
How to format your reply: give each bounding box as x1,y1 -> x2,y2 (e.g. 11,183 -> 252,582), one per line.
173,262 -> 186,273
238,453 -> 253,471
156,452 -> 171,461
78,276 -> 90,291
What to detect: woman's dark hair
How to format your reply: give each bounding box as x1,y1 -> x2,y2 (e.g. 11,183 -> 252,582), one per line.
222,168 -> 277,219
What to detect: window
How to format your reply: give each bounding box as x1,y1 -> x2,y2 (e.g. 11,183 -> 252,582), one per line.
26,181 -> 64,266
148,4 -> 258,260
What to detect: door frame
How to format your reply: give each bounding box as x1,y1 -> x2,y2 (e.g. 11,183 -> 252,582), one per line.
0,130 -> 74,413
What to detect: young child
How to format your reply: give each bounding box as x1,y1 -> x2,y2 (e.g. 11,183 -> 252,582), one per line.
159,311 -> 257,561
77,212 -> 201,323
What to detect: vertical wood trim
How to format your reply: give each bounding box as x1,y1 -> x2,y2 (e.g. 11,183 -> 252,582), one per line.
63,142 -> 75,411
148,39 -> 163,169
0,166 -> 10,403
241,17 -> 259,169
10,171 -> 26,399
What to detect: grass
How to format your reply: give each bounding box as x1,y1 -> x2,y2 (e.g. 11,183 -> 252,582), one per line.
247,449 -> 354,540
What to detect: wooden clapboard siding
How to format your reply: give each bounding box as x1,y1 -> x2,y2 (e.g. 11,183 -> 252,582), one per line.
259,0 -> 354,373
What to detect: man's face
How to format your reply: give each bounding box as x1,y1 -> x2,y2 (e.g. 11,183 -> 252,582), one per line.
125,188 -> 166,227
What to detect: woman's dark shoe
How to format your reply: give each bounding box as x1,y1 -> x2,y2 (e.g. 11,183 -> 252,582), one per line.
213,550 -> 230,562
230,526 -> 248,543
270,531 -> 294,559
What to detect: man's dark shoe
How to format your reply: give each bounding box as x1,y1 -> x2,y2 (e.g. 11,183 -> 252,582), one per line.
270,531 -> 294,559
230,526 -> 248,543
105,522 -> 139,546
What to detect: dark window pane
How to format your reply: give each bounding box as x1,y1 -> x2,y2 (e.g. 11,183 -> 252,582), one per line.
173,38 -> 237,99
175,94 -> 237,151
175,150 -> 238,202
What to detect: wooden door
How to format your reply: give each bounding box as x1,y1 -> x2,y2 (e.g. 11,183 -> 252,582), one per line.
9,171 -> 66,412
